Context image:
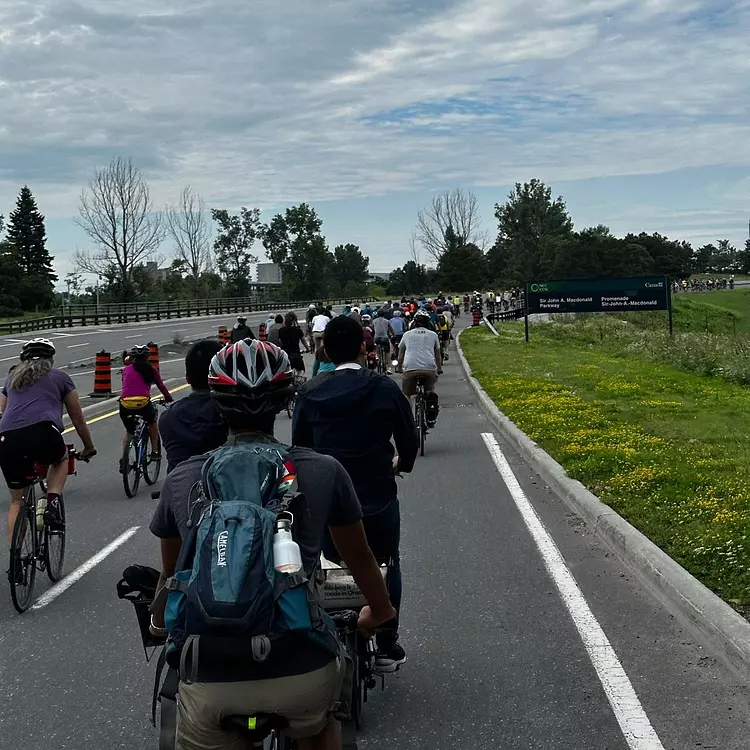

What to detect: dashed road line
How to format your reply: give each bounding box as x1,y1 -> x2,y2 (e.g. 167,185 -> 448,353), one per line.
31,527 -> 142,610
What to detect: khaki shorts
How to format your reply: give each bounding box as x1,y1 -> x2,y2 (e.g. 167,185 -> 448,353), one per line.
401,370 -> 437,397
177,658 -> 344,749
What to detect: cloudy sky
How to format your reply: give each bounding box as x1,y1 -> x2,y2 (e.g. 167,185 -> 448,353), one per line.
1,0 -> 749,282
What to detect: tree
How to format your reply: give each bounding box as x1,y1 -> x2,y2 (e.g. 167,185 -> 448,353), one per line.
211,207 -> 260,297
331,243 -> 369,295
415,188 -> 488,265
387,260 -> 427,296
437,225 -> 487,290
714,239 -> 738,273
166,186 -> 211,293
75,157 -> 165,301
489,179 -> 574,284
6,186 -> 56,309
262,204 -> 332,299
623,232 -> 692,278
693,244 -> 716,274
738,239 -> 750,276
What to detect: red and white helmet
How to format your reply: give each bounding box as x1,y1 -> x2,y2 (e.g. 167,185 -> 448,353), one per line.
208,339 -> 294,418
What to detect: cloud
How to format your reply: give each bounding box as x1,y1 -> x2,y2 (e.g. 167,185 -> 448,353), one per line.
0,0 -> 748,265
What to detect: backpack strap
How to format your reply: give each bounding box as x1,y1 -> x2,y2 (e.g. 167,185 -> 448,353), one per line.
151,645 -> 179,750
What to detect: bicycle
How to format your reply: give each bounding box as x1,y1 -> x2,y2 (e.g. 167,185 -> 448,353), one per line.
122,399 -> 165,498
9,446 -> 92,613
376,341 -> 390,375
286,374 -> 307,419
414,376 -> 428,456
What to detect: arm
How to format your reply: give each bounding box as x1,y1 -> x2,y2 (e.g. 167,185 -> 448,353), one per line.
391,386 -> 418,474
397,339 -> 406,370
153,369 -> 173,402
291,394 -> 313,448
434,338 -> 442,373
329,521 -> 396,627
63,389 -> 96,455
150,537 -> 182,631
0,393 -> 6,413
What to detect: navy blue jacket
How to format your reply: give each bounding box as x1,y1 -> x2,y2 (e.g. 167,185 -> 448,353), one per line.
292,368 -> 418,516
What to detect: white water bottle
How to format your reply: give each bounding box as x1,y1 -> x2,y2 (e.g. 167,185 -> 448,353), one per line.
273,515 -> 302,574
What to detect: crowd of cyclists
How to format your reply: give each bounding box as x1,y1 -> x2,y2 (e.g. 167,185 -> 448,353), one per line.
672,276 -> 735,292
0,294 -> 475,750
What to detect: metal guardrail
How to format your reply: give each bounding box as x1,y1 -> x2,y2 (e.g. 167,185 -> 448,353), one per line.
487,308 -> 525,323
0,297 -> 376,335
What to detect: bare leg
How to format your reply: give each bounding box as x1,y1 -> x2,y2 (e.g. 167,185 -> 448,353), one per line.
297,719 -> 341,750
7,489 -> 24,541
148,421 -> 160,453
46,459 -> 68,495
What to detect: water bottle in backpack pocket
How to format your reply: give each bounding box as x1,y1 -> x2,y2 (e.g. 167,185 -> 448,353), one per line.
164,443 -> 339,682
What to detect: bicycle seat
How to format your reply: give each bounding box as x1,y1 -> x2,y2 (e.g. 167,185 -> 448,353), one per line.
222,714 -> 288,740
415,375 -> 427,386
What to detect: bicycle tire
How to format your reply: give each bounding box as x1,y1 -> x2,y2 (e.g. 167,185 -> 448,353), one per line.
122,435 -> 140,498
286,393 -> 296,419
144,436 -> 162,486
417,395 -> 426,456
9,502 -> 36,613
44,495 -> 66,582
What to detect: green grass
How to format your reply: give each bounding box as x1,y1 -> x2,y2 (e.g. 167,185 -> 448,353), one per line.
462,324 -> 750,606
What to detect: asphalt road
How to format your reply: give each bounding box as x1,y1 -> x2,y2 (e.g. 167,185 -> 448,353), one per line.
0,317 -> 748,749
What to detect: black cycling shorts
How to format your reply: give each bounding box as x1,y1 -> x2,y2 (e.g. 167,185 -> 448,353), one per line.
119,400 -> 158,435
439,331 -> 451,342
288,353 -> 305,372
0,421 -> 67,490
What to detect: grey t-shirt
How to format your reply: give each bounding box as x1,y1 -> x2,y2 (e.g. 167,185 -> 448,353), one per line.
149,435 -> 363,680
1,369 -> 75,432
372,317 -> 390,341
399,327 -> 440,372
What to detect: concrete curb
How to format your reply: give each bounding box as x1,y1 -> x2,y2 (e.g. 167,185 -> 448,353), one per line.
456,327 -> 750,681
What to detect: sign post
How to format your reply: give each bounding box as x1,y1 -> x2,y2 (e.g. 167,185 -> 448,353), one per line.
524,276 -> 671,341
524,282 -> 530,343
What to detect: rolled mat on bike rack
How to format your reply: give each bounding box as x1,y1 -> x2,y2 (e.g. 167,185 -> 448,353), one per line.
89,350 -> 113,398
147,341 -> 160,369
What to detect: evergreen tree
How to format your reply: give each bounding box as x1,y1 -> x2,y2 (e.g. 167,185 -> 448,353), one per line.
6,186 -> 56,309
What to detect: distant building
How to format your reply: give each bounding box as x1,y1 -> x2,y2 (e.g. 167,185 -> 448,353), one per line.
142,261 -> 168,280
257,262 -> 282,285
368,271 -> 391,283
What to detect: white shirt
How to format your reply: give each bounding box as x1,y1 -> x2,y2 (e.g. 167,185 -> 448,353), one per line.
399,328 -> 440,372
312,314 -> 330,333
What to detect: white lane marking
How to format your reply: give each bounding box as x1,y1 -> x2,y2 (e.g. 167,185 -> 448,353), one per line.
481,433 -> 665,750
0,355 -> 19,362
49,332 -> 76,338
67,342 -> 90,349
0,339 -> 29,347
125,333 -> 146,339
31,526 -> 141,610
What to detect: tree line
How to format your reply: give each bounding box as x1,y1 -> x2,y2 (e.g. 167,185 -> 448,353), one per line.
390,181 -> 750,295
3,160 -> 748,314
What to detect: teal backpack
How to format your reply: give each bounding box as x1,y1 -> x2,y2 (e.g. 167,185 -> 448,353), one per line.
163,442 -> 339,682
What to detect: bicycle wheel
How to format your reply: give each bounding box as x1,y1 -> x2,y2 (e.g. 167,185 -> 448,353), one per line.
416,395 -> 426,456
144,435 -> 162,486
44,494 -> 66,582
122,435 -> 141,498
9,502 -> 36,613
286,392 -> 296,419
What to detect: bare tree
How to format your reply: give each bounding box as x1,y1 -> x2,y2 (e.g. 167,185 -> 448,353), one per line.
75,157 -> 164,299
408,232 -> 421,265
165,186 -> 211,291
415,187 -> 489,264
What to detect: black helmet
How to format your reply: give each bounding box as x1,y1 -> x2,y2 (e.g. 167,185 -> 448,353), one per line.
237,316 -> 247,323
130,345 -> 150,358
20,338 -> 56,361
208,340 -> 294,419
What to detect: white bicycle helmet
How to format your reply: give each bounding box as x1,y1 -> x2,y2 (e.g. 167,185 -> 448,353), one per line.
209,340 -> 294,418
21,338 -> 56,361
351,306 -> 360,314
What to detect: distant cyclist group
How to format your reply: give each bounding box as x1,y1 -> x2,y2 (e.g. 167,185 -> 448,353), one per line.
0,294 -> 471,749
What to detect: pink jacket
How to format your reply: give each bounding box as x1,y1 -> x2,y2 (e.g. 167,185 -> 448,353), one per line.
121,364 -> 172,401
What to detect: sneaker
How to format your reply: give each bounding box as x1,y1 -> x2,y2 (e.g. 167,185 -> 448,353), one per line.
375,643 -> 407,673
44,497 -> 64,530
8,550 -> 24,585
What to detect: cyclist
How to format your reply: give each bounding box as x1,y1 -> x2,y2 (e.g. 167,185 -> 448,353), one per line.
372,310 -> 393,373
266,314 -> 285,346
389,310 -> 405,364
159,340 -> 227,474
436,307 -> 451,361
398,310 -> 441,427
231,316 -> 255,344
0,339 -> 96,540
119,345 -> 173,470
279,311 -> 309,375
150,340 -> 394,750
293,315 -> 417,672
